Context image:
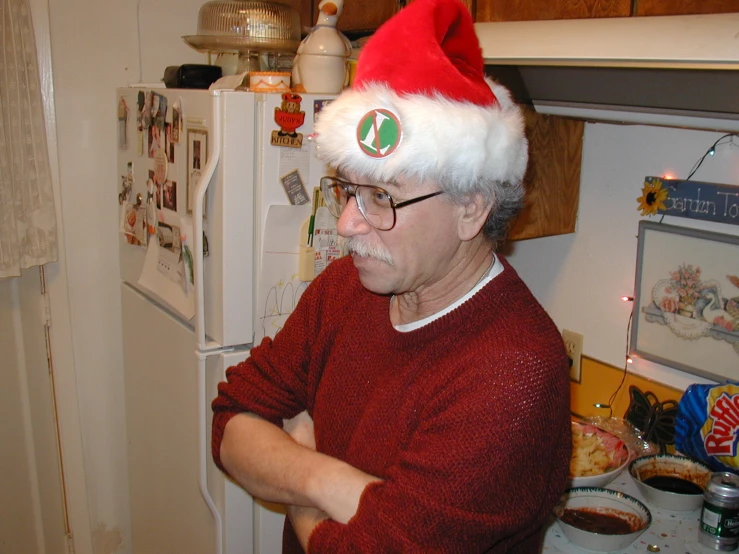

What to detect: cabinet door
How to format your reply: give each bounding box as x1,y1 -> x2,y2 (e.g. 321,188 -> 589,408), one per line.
508,109 -> 583,241
635,0 -> 739,16
279,0 -> 314,35
331,0 -> 399,34
476,0 -> 630,21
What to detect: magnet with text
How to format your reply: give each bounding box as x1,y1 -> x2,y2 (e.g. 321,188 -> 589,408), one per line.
271,93 -> 305,148
281,169 -> 309,205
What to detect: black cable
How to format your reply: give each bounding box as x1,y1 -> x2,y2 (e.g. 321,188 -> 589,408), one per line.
599,310 -> 633,419
685,133 -> 738,181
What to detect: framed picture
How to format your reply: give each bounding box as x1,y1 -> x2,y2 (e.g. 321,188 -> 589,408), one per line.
187,127 -> 208,216
630,221 -> 739,382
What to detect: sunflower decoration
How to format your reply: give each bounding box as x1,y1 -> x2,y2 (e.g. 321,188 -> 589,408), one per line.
637,177 -> 669,216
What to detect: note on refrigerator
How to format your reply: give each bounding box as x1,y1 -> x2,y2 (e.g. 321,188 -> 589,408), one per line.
137,216 -> 195,321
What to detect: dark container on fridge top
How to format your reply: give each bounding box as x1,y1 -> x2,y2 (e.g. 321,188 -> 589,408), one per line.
700,472 -> 739,551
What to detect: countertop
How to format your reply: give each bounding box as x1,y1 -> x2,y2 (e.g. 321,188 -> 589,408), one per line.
540,470 -> 727,554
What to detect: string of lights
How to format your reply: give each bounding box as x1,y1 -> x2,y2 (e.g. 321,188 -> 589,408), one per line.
685,132 -> 738,181
656,132 -> 738,224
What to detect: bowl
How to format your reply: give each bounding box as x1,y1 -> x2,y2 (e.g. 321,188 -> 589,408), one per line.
570,421 -> 631,488
629,453 -> 711,511
554,487 -> 652,552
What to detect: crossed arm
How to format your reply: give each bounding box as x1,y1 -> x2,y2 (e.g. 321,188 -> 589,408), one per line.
219,411 -> 381,551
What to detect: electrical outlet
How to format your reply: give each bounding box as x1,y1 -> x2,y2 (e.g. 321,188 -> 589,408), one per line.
562,329 -> 584,383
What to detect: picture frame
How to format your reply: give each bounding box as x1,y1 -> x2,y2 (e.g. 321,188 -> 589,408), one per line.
630,221 -> 739,382
186,127 -> 208,216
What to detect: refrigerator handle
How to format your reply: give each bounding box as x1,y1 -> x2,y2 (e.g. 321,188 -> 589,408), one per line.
194,91 -> 222,352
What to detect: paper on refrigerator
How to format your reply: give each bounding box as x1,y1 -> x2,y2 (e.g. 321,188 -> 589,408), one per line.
255,204 -> 313,343
137,214 -> 195,321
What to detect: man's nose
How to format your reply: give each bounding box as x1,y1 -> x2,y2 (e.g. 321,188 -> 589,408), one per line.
337,195 -> 372,237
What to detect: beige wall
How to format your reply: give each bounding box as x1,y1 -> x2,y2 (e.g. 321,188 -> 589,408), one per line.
0,277 -> 41,552
0,270 -> 67,554
37,0 -> 204,551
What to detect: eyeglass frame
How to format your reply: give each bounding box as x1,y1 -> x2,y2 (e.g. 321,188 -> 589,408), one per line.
320,176 -> 445,231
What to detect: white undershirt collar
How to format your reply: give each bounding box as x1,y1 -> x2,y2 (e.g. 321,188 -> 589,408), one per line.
394,254 -> 503,332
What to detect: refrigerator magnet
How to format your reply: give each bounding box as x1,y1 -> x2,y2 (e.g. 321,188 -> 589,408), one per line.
313,99 -> 332,122
145,179 -> 158,234
163,180 -> 178,212
153,148 -> 168,185
271,93 -> 305,149
172,101 -> 182,143
118,97 -> 129,150
187,128 -> 208,217
280,169 -> 310,205
165,123 -> 175,164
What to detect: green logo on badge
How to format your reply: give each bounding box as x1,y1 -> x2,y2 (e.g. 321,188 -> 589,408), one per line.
356,109 -> 402,158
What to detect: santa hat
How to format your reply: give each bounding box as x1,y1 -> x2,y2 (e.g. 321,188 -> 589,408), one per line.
313,0 -> 528,193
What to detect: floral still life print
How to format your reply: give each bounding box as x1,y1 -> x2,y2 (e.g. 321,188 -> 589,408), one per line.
632,222 -> 739,381
646,263 -> 739,348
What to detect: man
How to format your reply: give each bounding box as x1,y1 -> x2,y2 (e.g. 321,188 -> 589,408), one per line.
212,0 -> 571,551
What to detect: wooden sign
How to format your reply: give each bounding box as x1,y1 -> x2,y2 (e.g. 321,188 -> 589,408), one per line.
644,177 -> 739,226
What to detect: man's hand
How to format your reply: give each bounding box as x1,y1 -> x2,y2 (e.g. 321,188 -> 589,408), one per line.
288,504 -> 329,552
283,410 -> 316,450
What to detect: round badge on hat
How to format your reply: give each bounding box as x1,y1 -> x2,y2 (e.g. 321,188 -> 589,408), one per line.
356,109 -> 402,158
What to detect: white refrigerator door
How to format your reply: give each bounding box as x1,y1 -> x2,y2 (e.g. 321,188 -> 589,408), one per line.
122,283 -> 254,554
117,88 -> 255,348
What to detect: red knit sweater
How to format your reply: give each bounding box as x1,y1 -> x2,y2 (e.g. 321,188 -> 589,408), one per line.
212,255 -> 571,553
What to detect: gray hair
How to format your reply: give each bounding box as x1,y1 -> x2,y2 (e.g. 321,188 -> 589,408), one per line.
441,175 -> 525,250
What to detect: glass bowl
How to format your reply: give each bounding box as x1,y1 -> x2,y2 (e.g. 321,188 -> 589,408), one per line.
184,1 -> 301,53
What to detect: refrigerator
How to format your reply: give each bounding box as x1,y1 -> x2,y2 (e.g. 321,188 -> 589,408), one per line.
116,85 -> 337,554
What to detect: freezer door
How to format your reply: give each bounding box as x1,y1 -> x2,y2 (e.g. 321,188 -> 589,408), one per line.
116,87 -> 256,348
122,283 -> 254,554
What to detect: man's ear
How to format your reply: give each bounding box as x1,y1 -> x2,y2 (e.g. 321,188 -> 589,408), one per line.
457,193 -> 494,241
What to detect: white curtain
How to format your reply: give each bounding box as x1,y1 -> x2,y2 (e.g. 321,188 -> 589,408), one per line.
0,0 -> 58,278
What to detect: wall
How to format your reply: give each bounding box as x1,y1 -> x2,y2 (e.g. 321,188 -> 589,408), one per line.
506,122 -> 739,404
43,0 -> 205,550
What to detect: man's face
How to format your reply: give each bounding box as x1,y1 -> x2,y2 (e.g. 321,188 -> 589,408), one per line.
337,172 -> 462,296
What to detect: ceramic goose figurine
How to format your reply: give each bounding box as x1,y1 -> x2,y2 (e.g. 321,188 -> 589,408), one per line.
292,0 -> 352,93
701,290 -> 735,327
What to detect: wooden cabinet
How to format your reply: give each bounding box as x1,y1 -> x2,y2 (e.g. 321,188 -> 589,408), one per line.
476,0 -> 630,22
508,110 -> 583,241
635,0 -> 739,16
283,0 -> 400,36
334,0 -> 399,34
475,0 -> 739,21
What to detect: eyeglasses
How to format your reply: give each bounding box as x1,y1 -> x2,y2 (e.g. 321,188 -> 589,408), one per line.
320,176 -> 444,231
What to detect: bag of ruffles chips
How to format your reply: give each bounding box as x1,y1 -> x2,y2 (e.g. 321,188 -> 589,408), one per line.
676,383 -> 739,474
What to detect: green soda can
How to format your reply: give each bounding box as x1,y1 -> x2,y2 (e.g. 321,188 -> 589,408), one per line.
700,472 -> 739,551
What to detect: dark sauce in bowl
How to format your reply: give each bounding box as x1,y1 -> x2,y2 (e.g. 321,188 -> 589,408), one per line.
560,508 -> 634,535
642,476 -> 703,495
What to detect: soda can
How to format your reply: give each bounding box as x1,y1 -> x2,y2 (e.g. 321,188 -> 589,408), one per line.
700,472 -> 739,551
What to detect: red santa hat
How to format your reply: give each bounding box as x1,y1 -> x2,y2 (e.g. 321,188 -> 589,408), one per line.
314,0 -> 528,191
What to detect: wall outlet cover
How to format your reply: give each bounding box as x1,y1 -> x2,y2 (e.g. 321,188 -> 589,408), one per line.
562,329 -> 584,383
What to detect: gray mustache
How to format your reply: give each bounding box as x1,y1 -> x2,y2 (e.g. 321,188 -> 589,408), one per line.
340,236 -> 394,265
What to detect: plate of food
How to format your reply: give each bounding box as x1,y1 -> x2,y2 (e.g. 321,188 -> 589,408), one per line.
570,421 -> 631,488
